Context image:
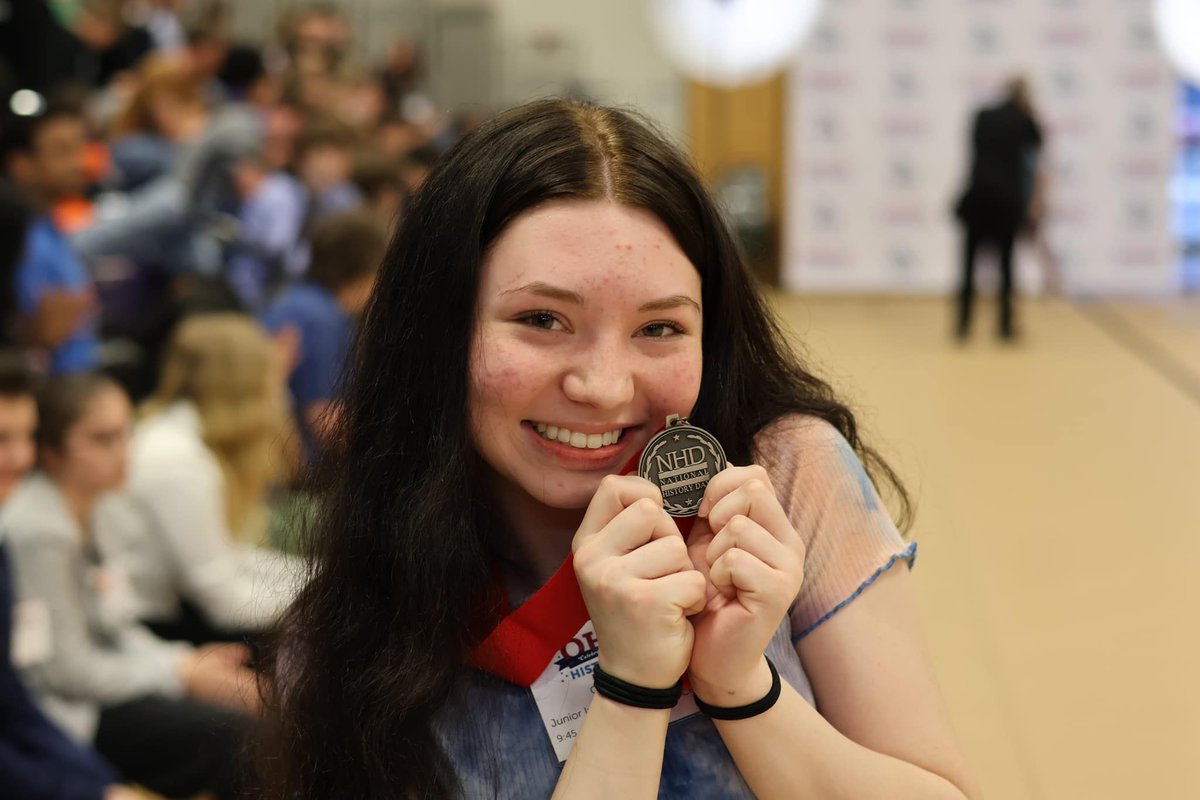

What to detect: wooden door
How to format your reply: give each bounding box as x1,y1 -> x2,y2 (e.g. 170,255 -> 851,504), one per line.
686,75 -> 786,286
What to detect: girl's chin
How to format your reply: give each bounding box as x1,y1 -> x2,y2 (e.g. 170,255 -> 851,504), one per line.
526,479 -> 609,511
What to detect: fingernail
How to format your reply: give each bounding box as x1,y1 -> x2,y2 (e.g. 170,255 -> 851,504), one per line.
698,498 -> 710,517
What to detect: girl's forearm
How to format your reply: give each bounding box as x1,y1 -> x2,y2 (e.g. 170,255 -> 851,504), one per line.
702,666 -> 972,800
552,695 -> 670,800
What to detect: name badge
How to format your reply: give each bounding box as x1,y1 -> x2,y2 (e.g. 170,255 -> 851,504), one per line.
11,599 -> 53,668
531,619 -> 699,762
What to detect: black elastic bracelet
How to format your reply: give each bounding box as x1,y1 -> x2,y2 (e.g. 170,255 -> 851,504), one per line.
592,663 -> 683,710
694,657 -> 781,721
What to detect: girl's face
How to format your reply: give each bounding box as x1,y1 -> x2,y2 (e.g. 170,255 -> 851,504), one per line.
53,387 -> 133,497
469,199 -> 704,511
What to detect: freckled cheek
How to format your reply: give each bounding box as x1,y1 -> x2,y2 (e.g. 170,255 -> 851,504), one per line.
639,353 -> 703,411
469,336 -> 561,418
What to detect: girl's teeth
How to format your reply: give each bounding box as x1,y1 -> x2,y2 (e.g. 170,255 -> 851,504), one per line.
534,424 -> 625,449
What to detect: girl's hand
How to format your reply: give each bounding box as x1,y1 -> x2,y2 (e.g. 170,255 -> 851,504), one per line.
573,475 -> 708,688
686,465 -> 806,703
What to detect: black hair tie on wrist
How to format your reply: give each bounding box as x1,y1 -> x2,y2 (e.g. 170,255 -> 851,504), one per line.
694,657 -> 782,721
592,663 -> 683,710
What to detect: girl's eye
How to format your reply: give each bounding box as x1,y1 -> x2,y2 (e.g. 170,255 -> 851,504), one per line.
519,312 -> 563,331
638,322 -> 684,338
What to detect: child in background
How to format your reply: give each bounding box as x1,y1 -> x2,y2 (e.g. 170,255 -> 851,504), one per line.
3,372 -> 256,798
262,209 -> 385,457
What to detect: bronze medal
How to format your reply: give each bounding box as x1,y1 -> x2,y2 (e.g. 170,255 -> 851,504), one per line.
638,415 -> 727,517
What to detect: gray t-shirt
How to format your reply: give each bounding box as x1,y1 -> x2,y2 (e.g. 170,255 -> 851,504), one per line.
2,473 -> 187,742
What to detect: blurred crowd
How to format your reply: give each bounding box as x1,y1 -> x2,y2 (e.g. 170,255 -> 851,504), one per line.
0,1 -> 479,797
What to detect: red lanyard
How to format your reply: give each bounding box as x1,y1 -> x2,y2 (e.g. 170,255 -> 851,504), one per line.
469,442 -> 694,687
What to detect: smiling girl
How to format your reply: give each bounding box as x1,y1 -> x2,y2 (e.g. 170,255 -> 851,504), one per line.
261,100 -> 980,799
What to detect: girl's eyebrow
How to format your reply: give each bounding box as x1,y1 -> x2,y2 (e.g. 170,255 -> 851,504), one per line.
501,281 -> 584,305
501,283 -> 700,314
639,295 -> 701,313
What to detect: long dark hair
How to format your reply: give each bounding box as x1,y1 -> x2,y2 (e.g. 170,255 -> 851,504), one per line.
257,99 -> 910,799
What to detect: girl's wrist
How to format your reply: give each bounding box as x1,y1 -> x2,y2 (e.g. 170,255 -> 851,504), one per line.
690,656 -> 774,708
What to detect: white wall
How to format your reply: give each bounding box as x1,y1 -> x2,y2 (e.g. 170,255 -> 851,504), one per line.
483,0 -> 685,137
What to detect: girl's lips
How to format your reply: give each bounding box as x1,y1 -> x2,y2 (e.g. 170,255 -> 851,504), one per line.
523,421 -> 641,470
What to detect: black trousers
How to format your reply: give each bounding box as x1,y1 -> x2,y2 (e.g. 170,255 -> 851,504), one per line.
144,599 -> 264,665
958,224 -> 1017,338
94,696 -> 250,799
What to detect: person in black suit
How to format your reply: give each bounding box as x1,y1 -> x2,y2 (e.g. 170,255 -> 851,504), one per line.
953,77 -> 1043,341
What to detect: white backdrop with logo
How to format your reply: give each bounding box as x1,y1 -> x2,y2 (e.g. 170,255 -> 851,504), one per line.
785,0 -> 1179,295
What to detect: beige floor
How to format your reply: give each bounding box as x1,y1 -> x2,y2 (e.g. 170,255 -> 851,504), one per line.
766,293 -> 1200,800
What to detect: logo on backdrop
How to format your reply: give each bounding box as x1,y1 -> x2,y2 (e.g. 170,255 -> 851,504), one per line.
1125,200 -> 1155,230
1044,24 -> 1090,48
890,69 -> 919,97
1127,111 -> 1157,141
814,205 -> 840,230
1051,68 -> 1081,97
890,159 -> 917,189
813,114 -> 840,143
970,26 -> 999,53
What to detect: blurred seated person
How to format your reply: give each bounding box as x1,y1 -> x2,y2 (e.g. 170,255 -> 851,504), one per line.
293,115 -> 360,218
3,372 -> 255,799
262,210 -> 384,458
401,142 -> 440,195
281,115 -> 361,280
182,17 -> 231,104
0,0 -> 152,96
0,353 -> 143,800
374,112 -> 425,159
278,3 -> 351,83
351,149 -> 407,235
99,314 -> 303,643
137,0 -> 187,54
1,94 -> 99,374
227,151 -> 305,310
106,53 -> 208,191
0,183 -> 81,373
73,55 -> 262,277
217,43 -> 283,110
377,38 -> 423,114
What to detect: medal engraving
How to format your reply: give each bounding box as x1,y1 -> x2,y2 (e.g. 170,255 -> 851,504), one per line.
638,415 -> 727,517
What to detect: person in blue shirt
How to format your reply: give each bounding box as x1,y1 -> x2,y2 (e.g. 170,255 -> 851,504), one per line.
228,154 -> 306,311
0,351 -> 138,800
1,95 -> 99,374
261,209 -> 385,458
